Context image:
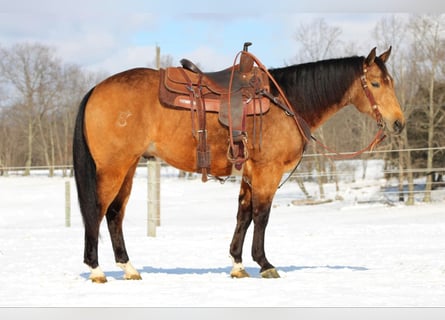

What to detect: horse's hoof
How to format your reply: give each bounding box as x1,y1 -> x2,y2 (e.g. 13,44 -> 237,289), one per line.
117,262 -> 141,281
230,269 -> 250,278
89,267 -> 107,283
90,275 -> 107,283
123,273 -> 142,280
260,268 -> 280,278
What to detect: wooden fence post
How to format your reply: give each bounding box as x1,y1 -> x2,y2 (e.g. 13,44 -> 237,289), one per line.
147,159 -> 161,237
65,180 -> 71,227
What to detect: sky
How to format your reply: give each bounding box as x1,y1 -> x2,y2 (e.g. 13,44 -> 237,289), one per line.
0,0 -> 443,75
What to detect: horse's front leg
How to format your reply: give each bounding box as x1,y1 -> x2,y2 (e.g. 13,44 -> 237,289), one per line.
229,179 -> 253,278
251,200 -> 280,278
229,163 -> 282,278
249,163 -> 283,278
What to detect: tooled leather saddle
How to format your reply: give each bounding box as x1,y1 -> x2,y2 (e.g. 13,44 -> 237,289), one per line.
159,42 -> 271,181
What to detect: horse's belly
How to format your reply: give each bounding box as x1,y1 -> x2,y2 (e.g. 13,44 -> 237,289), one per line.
144,138 -> 233,177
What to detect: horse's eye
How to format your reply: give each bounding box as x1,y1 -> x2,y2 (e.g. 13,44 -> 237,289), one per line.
371,81 -> 380,88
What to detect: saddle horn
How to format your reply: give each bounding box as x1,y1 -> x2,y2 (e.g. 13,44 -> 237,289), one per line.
240,42 -> 254,73
243,42 -> 252,51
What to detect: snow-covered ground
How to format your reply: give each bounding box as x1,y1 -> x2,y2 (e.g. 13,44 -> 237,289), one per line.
1,165 -> 445,307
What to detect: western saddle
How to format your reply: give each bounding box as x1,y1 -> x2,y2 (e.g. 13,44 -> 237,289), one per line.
158,42 -> 273,181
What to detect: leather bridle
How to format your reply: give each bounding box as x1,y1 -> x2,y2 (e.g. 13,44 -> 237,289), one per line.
360,68 -> 385,130
277,65 -> 388,187
311,65 -> 387,160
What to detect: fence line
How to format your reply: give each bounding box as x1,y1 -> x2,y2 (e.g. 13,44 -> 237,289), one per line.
1,145 -> 444,174
2,148 -> 444,235
302,145 -> 445,157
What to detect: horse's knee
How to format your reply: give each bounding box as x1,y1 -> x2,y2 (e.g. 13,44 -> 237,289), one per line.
252,203 -> 272,224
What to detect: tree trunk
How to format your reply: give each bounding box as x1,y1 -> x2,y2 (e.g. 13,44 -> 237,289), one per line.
24,119 -> 33,176
49,120 -> 55,177
423,69 -> 436,202
37,114 -> 51,177
397,150 -> 405,202
314,149 -> 326,200
402,132 -> 415,205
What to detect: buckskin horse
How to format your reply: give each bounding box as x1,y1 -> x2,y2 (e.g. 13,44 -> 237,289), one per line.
73,45 -> 405,283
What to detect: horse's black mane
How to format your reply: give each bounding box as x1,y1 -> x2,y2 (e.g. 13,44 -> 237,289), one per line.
268,56 -> 368,124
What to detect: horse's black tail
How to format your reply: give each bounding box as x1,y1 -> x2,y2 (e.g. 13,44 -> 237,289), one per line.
73,87 -> 98,239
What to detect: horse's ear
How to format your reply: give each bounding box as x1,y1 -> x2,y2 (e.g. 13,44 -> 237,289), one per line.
365,47 -> 377,66
379,46 -> 392,63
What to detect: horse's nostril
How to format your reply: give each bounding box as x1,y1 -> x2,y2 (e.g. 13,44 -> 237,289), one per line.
394,120 -> 404,133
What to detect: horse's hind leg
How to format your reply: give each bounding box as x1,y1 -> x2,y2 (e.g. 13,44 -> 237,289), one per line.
85,160 -> 140,283
106,160 -> 142,280
84,222 -> 105,283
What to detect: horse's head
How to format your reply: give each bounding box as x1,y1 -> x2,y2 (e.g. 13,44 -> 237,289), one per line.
351,47 -> 405,134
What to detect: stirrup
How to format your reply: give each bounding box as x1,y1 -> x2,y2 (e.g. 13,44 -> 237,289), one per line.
227,134 -> 249,170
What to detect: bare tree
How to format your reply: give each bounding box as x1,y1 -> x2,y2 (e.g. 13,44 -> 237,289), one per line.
408,14 -> 445,202
0,43 -> 62,175
0,42 -> 103,175
55,64 -> 104,175
294,17 -> 343,63
373,14 -> 417,204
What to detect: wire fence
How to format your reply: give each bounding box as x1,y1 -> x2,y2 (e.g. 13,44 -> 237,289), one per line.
1,147 -> 444,205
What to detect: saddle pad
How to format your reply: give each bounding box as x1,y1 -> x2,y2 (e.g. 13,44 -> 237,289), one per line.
163,67 -> 217,95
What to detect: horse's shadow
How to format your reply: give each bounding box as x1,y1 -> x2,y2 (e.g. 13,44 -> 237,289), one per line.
80,265 -> 368,280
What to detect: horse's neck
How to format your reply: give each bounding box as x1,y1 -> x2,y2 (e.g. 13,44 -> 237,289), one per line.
284,91 -> 351,132
270,57 -> 361,132
306,97 -> 351,131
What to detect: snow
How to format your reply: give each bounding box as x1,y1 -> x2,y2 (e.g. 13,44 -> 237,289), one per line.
1,165 -> 445,307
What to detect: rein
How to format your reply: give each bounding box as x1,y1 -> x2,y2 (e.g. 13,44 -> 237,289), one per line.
312,67 -> 386,160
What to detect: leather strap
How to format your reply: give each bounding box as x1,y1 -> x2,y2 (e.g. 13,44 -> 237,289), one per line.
360,71 -> 384,129
179,68 -> 210,181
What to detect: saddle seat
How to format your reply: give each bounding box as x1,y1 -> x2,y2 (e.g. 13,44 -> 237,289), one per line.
159,60 -> 271,119
180,58 -> 256,94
